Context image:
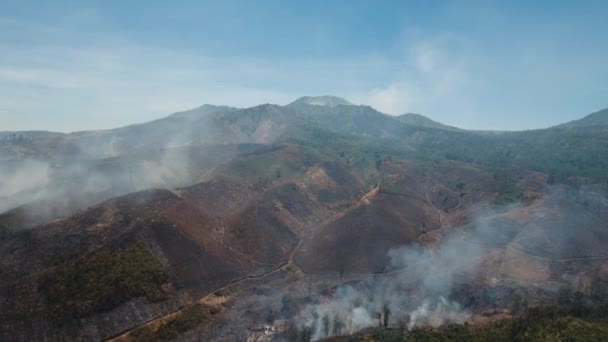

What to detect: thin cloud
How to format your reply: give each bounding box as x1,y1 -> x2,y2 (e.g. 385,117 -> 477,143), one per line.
356,35 -> 476,124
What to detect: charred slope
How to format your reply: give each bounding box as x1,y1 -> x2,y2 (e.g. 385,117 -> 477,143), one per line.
0,176 -> 317,340
0,143 -> 273,229
294,162 -> 443,275
295,190 -> 439,274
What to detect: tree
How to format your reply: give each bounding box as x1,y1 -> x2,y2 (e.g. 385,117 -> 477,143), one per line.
383,303 -> 391,328
322,313 -> 330,337
281,295 -> 293,318
511,293 -> 523,315
572,291 -> 588,317
286,321 -> 299,342
300,325 -> 313,341
558,287 -> 573,307
376,159 -> 382,170
265,308 -> 275,324
332,314 -> 344,335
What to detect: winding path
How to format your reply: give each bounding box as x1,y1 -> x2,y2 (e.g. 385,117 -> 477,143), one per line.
106,243 -> 298,341
107,184 -> 415,341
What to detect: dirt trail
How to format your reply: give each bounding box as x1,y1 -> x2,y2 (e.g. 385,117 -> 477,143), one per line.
108,184 -> 419,341
314,186 -> 380,230
107,196 -> 304,341
107,253 -> 294,341
423,176 -> 442,226
461,235 -> 608,262
108,179 -> 321,342
505,244 -> 608,262
418,175 -> 457,246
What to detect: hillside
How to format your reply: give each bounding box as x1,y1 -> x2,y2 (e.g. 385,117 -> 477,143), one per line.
556,107 -> 608,128
1,98 -> 608,340
396,113 -> 462,131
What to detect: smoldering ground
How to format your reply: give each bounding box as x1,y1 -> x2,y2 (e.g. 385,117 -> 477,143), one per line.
285,183 -> 608,340
0,144 -> 242,229
0,105 -> 293,227
293,235 -> 484,340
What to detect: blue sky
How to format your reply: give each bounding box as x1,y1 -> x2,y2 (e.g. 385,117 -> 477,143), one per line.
1,1 -> 607,132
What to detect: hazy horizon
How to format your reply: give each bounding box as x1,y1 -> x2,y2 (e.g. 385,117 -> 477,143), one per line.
1,95 -> 606,134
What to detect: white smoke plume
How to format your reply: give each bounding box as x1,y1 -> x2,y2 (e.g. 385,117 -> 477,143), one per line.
0,159 -> 52,213
294,183 -> 608,340
297,235 -> 486,340
408,296 -> 468,329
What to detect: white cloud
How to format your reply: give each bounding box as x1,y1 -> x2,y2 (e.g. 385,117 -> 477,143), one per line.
356,36 -> 475,118
364,82 -> 415,115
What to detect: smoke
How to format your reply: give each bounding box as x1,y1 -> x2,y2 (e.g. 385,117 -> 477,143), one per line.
0,144 -> 228,230
407,296 -> 468,329
293,184 -> 608,340
0,147 -> 214,228
0,160 -> 50,197
0,104 -> 289,229
297,235 -> 486,340
0,159 -> 52,213
465,184 -> 608,259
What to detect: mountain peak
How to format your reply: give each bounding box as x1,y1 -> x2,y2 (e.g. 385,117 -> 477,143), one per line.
289,95 -> 353,107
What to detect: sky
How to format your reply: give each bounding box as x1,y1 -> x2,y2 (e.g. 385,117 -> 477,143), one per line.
0,0 -> 607,132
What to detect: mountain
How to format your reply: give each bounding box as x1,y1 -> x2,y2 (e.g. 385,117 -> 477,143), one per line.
289,95 -> 353,107
1,98 -> 608,340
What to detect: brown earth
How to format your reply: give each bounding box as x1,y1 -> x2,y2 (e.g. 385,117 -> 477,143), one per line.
2,145 -> 608,341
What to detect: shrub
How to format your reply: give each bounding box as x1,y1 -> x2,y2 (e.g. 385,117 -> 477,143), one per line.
41,241 -> 169,321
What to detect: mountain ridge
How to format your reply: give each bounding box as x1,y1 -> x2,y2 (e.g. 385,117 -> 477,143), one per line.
555,107 -> 608,128
2,99 -> 606,137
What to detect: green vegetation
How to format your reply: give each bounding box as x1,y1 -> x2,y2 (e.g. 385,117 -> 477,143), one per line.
222,149 -> 311,186
289,129 -> 406,187
285,263 -> 299,274
292,108 -> 608,184
131,304 -> 220,341
491,168 -> 525,204
356,306 -> 608,341
423,127 -> 608,183
41,241 -> 169,321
